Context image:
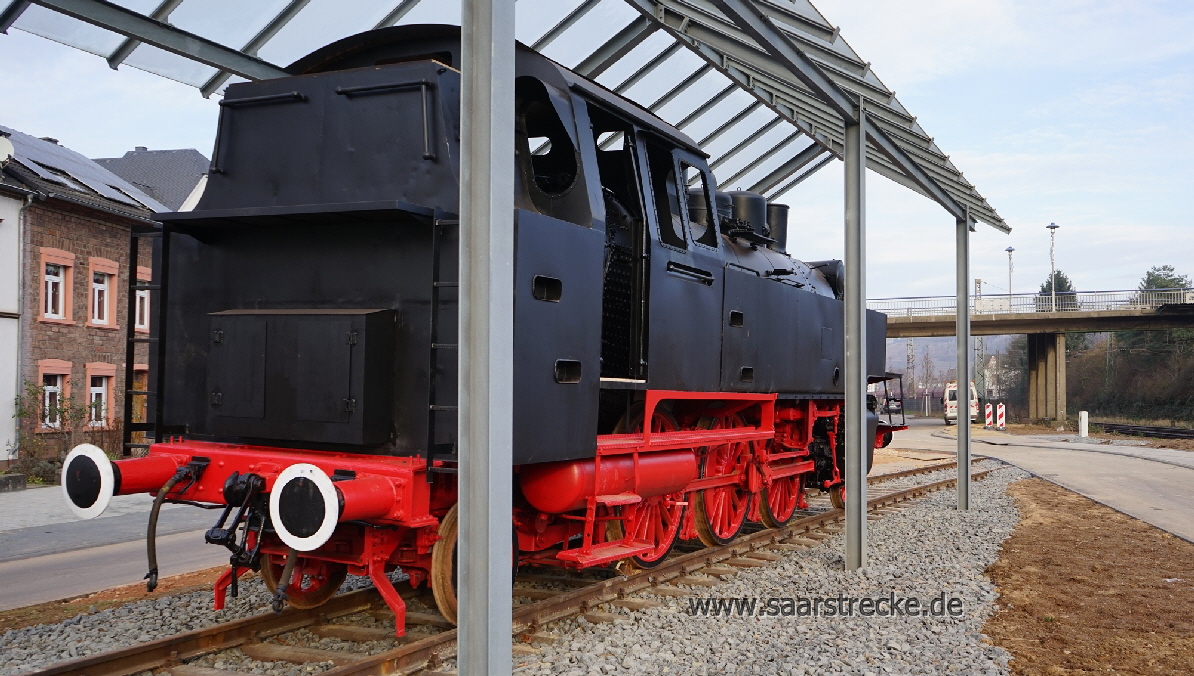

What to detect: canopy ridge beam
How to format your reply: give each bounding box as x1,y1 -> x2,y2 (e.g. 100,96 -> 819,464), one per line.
24,0 -> 288,81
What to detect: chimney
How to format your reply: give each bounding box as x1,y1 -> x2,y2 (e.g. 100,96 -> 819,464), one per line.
39,137 -> 59,145
135,146 -> 148,152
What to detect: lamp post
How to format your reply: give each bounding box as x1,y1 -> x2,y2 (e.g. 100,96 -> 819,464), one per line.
1047,223 -> 1059,312
1005,246 -> 1014,301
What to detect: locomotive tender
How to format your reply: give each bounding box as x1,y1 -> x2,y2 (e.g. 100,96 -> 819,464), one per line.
61,25 -> 896,634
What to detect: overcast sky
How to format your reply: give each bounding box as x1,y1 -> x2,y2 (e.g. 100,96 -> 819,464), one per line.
1,0 -> 1190,299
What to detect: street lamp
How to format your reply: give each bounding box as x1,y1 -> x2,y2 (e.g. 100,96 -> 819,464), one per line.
1005,246 -> 1014,300
1047,223 -> 1060,312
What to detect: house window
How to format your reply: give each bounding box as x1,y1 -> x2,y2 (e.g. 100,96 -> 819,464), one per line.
89,376 -> 109,427
45,264 -> 65,319
135,289 -> 149,330
42,374 -> 63,428
91,271 -> 110,325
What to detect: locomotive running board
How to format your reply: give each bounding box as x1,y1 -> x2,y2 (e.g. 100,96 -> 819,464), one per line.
555,540 -> 655,567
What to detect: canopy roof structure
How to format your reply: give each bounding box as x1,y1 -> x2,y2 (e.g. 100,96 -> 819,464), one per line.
0,0 -> 1007,232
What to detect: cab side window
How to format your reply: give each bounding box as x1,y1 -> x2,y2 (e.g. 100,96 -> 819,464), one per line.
645,141 -> 686,250
682,163 -> 718,249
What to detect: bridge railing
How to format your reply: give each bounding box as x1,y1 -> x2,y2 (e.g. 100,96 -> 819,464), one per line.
868,288 -> 1194,317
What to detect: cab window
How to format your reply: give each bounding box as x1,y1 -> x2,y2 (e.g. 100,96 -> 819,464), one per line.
682,163 -> 718,248
645,141 -> 686,250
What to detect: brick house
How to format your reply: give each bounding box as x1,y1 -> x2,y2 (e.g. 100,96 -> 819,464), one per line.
1,125 -> 171,468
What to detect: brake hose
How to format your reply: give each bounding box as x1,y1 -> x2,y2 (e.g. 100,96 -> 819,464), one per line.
271,548 -> 299,613
145,467 -> 192,592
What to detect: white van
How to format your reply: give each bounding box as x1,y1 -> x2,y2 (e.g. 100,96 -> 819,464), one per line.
943,381 -> 978,425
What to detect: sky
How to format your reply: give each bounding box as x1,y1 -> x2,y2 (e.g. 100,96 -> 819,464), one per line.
1,0 -> 1191,299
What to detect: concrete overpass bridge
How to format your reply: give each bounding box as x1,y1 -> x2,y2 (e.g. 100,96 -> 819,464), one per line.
869,289 -> 1194,422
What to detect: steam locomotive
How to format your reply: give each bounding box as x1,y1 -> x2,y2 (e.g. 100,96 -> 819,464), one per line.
60,25 -> 900,635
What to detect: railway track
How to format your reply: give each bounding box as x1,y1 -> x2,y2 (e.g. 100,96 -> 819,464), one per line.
1096,422 -> 1194,440
26,459 -> 999,676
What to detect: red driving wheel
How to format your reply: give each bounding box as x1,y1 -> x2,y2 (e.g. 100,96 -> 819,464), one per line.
761,471 -> 804,528
693,414 -> 753,546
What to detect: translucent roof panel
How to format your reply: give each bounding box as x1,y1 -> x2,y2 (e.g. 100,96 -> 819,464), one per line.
2,0 -> 1005,230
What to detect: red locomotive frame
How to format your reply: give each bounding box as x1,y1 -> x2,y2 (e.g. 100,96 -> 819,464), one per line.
90,389 -> 906,636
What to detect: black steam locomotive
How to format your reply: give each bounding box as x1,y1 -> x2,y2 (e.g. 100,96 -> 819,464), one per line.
61,25 -> 896,635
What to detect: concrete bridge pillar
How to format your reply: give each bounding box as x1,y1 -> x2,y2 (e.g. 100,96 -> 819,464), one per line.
1027,333 -> 1066,421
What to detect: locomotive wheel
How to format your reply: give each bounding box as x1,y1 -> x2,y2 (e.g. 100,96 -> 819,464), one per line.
430,503 -> 519,625
431,503 -> 460,625
760,473 -> 803,528
259,553 -> 347,609
692,415 -> 753,547
829,484 -> 845,510
608,406 -> 685,568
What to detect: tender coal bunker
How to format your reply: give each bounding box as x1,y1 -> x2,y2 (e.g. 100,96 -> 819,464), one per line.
532,275 -> 562,302
554,359 -> 583,384
65,455 -> 102,509
279,477 -> 326,538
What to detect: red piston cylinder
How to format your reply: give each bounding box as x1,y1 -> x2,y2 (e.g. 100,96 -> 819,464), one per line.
113,454 -> 189,494
519,451 -> 697,514
336,476 -> 399,522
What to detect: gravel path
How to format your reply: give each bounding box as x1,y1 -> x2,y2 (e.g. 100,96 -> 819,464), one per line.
515,465 -> 1030,676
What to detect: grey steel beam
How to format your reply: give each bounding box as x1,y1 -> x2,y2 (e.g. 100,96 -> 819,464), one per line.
956,211 -> 972,510
531,0 -> 601,51
748,141 -> 826,194
27,0 -> 287,80
647,63 -> 712,111
105,0 -> 181,68
698,100 -> 762,147
767,154 -> 833,198
843,105 -> 866,571
674,81 -> 736,130
374,0 -> 425,29
458,0 -> 515,673
709,115 -> 783,171
573,14 -> 657,78
0,1 -> 30,33
613,40 -> 682,93
708,0 -> 976,226
199,0 -> 312,98
718,130 -> 801,188
709,0 -> 855,122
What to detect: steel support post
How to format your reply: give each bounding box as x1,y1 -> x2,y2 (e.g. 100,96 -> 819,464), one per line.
458,1 -> 515,674
843,107 -> 867,571
956,214 -> 971,510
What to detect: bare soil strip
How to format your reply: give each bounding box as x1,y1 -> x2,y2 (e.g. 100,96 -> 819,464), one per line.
985,478 -> 1194,675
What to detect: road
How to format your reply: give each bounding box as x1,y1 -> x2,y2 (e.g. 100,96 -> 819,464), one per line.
891,417 -> 1194,543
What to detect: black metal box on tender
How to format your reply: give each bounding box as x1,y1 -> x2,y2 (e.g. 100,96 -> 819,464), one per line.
205,309 -> 395,446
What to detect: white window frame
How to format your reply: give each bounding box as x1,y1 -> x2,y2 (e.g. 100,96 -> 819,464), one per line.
91,271 -> 110,325
89,375 -> 109,427
135,289 -> 150,330
45,264 -> 65,319
42,374 -> 63,428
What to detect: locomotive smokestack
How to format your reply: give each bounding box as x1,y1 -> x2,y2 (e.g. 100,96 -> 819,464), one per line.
269,463 -> 398,551
767,203 -> 790,254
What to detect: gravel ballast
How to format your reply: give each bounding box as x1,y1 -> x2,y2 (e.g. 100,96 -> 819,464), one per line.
1,463 -> 1028,676
518,465 -> 1030,676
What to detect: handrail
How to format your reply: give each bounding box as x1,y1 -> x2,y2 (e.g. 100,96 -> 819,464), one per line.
867,288 -> 1194,317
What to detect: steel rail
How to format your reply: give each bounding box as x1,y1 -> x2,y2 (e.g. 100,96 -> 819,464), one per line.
1097,423 -> 1194,440
26,458 -> 992,676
